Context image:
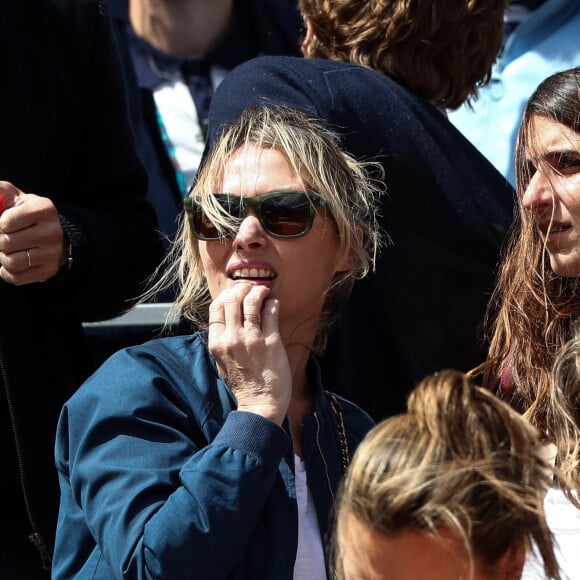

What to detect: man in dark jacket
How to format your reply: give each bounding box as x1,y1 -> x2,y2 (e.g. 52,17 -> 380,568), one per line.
107,0 -> 304,245
205,0 -> 514,421
0,0 -> 164,576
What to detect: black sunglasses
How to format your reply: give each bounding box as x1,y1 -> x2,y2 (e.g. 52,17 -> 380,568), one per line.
184,190 -> 327,241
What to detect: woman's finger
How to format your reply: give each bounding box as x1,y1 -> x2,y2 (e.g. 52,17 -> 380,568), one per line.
260,297 -> 279,337
222,284 -> 251,329
208,298 -> 227,337
242,285 -> 270,328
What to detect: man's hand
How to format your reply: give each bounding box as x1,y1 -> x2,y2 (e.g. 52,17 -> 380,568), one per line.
0,181 -> 67,285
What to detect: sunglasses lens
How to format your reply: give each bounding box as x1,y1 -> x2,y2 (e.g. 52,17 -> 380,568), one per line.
193,196 -> 239,239
189,192 -> 319,240
261,192 -> 313,237
192,207 -> 217,239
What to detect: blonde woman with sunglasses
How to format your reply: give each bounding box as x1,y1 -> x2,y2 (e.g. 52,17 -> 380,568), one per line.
205,0 -> 514,423
51,104 -> 382,580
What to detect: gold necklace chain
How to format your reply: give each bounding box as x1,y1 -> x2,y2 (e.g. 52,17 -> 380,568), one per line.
325,391 -> 350,475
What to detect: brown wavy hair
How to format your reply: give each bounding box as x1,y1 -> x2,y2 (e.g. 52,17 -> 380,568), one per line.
298,0 -> 507,109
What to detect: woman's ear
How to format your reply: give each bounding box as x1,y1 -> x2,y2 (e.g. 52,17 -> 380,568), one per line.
301,18 -> 315,57
335,226 -> 363,273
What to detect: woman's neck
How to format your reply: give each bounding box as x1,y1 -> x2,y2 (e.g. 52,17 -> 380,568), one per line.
128,0 -> 235,56
286,342 -> 317,458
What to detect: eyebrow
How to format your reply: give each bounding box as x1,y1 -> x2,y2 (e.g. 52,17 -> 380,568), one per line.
543,149 -> 580,157
528,149 -> 580,167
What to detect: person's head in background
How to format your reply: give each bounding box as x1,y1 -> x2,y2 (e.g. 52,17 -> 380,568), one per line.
298,0 -> 508,109
148,103 -> 381,353
480,66 -> 580,497
332,370 -> 560,580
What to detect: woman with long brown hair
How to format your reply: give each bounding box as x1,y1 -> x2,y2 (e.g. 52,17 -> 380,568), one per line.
476,66 -> 580,578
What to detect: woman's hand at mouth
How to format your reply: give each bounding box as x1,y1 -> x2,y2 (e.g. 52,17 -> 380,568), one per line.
207,283 -> 292,425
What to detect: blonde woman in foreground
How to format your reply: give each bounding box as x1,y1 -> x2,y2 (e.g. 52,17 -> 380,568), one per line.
333,370 -> 560,580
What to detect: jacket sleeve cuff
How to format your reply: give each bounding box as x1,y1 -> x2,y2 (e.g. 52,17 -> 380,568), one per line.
213,410 -> 290,465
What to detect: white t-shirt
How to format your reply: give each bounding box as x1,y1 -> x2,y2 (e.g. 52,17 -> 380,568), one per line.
522,488 -> 580,580
293,455 -> 327,580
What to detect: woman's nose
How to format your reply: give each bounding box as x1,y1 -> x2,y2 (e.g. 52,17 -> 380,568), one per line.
522,170 -> 554,211
233,211 -> 268,249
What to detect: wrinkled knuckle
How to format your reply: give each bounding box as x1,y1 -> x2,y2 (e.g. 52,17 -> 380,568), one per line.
223,290 -> 239,306
243,295 -> 261,310
1,234 -> 15,253
209,303 -> 222,317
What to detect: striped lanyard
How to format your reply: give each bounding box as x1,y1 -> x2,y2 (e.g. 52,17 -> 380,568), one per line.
155,107 -> 189,198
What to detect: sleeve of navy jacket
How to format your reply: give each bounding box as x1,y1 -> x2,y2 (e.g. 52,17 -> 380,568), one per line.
53,336 -> 292,579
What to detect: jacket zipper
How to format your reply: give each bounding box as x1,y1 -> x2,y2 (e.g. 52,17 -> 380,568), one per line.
313,412 -> 335,508
287,412 -> 334,505
0,344 -> 52,570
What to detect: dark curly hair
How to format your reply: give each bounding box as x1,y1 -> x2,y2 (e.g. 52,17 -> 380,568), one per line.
299,0 -> 507,109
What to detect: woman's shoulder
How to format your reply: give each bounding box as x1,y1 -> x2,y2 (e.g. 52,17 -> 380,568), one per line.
67,332 -> 217,408
104,331 -> 210,370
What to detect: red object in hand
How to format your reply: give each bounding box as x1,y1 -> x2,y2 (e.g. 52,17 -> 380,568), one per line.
0,195 -> 4,215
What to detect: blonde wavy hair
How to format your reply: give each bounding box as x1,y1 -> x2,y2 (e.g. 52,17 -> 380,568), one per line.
143,104 -> 383,353
333,370 -> 560,580
298,0 -> 507,109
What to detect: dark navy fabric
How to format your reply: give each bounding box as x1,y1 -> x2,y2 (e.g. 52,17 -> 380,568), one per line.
53,333 -> 374,579
206,56 -> 516,420
0,0 -> 163,574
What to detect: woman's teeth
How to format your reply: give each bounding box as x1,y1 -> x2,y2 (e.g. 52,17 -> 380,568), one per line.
232,268 -> 275,280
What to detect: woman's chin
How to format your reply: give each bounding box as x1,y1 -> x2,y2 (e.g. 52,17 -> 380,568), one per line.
550,255 -> 580,277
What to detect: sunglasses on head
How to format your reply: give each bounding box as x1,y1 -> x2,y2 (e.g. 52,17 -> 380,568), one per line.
184,190 -> 327,241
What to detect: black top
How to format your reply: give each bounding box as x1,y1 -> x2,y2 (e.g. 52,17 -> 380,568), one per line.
0,0 -> 164,572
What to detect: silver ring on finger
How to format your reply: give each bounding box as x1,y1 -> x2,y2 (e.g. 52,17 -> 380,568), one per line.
25,249 -> 32,269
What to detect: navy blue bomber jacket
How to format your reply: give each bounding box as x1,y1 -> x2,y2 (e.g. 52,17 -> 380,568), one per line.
52,332 -> 374,579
